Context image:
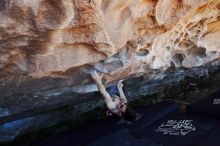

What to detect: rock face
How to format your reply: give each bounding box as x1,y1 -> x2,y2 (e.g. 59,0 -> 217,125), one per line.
0,0 -> 220,84
0,0 -> 220,143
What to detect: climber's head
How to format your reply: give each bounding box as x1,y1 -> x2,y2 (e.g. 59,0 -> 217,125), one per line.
118,100 -> 127,113
121,105 -> 137,121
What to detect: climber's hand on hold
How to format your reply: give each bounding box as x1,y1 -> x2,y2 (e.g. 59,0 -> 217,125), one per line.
91,70 -> 104,82
117,79 -> 124,89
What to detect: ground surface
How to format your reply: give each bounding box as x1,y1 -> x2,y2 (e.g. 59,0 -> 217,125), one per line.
24,90 -> 220,146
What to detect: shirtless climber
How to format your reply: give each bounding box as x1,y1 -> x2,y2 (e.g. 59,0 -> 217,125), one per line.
91,70 -> 142,123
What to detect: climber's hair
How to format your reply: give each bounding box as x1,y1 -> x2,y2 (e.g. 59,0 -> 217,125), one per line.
121,105 -> 137,121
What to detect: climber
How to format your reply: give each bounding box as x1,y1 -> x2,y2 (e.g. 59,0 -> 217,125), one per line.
91,70 -> 142,123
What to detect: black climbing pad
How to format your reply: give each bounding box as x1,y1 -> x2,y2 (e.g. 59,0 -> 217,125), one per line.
188,90 -> 220,117
132,113 -> 218,146
90,129 -> 159,146
89,103 -> 179,146
130,103 -> 179,130
30,96 -> 220,146
195,122 -> 220,146
32,103 -> 179,146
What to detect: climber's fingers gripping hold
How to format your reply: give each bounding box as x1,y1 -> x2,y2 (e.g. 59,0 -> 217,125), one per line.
91,70 -> 104,82
117,79 -> 124,88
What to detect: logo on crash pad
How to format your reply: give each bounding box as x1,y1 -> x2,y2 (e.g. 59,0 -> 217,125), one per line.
213,98 -> 220,104
155,120 -> 196,136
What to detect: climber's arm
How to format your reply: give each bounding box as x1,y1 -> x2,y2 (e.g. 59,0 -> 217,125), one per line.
91,71 -> 113,103
117,80 -> 127,103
